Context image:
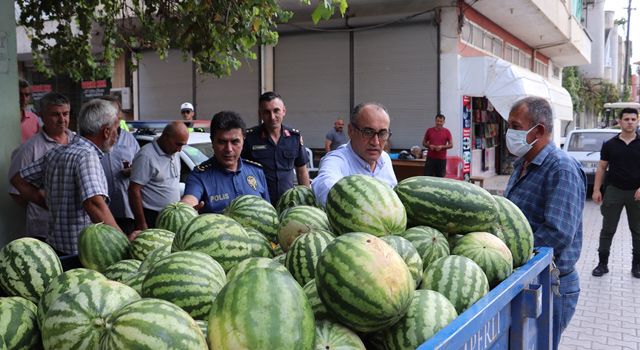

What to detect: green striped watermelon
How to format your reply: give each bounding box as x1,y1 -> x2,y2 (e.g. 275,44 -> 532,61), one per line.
302,279 -> 331,320
195,320 -> 208,340
172,214 -> 252,272
276,185 -> 319,214
102,298 -> 207,349
452,232 -> 513,288
379,290 -> 458,350
37,268 -> 106,327
380,235 -> 424,287
41,279 -> 140,349
447,234 -> 464,251
142,251 -> 226,320
138,245 -> 171,272
285,230 -> 335,286
395,176 -> 498,234
277,205 -> 332,251
419,255 -> 489,314
224,195 -> 279,242
315,232 -> 415,332
399,226 -> 450,270
78,223 -> 130,272
103,259 -> 142,282
226,257 -> 289,282
273,253 -> 286,265
207,267 -> 315,349
130,228 -> 175,261
493,195 -> 534,267
245,227 -> 275,258
122,271 -> 146,294
155,201 -> 198,233
314,319 -> 366,350
0,296 -> 40,349
0,237 -> 62,303
325,175 -> 407,236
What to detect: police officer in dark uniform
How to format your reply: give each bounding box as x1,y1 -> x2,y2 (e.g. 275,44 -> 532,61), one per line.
181,111 -> 269,213
242,91 -> 310,205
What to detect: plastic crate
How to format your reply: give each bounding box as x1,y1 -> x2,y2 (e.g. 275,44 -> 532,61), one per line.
418,247 -> 554,350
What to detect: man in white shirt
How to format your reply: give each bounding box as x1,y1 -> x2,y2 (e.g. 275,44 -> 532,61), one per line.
312,102 -> 397,206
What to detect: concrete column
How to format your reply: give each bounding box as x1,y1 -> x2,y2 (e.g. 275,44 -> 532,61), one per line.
579,0 -> 605,79
439,6 -> 462,158
0,0 -> 26,247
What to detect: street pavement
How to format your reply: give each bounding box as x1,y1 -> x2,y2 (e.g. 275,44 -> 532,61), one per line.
484,175 -> 640,350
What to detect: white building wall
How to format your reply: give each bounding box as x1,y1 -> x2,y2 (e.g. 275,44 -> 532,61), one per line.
580,0 -> 605,79
439,7 -> 462,159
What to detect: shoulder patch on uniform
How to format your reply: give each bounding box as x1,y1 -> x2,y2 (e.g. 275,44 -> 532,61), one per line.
243,159 -> 263,168
195,160 -> 214,172
289,128 -> 301,134
246,127 -> 258,134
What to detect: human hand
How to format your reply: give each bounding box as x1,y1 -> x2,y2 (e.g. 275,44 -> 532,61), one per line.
634,188 -> 640,201
128,230 -> 142,241
592,190 -> 603,204
194,201 -> 205,211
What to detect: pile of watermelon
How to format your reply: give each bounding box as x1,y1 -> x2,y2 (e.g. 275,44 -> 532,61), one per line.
0,175 -> 534,349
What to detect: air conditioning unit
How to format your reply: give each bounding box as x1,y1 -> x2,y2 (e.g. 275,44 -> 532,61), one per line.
110,87 -> 131,111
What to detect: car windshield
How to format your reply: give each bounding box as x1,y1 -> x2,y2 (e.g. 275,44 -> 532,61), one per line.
567,132 -> 619,152
182,145 -> 209,166
188,142 -> 213,158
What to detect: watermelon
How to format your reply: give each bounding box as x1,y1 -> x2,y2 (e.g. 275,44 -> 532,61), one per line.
207,268 -> 315,349
325,175 -> 407,236
226,257 -> 289,282
399,226 -> 450,270
378,290 -> 458,350
172,213 -> 252,272
314,319 -> 366,350
37,268 -> 106,327
78,223 -> 130,272
142,251 -> 226,320
130,228 -> 175,261
103,259 -> 142,282
285,230 -> 335,286
122,271 -> 146,294
493,195 -> 534,267
447,234 -> 464,251
273,253 -> 286,265
138,245 -> 172,272
452,232 -> 514,288
276,185 -> 319,214
0,296 -> 41,350
245,227 -> 275,258
195,320 -> 208,340
395,176 -> 498,234
302,279 -> 331,320
419,255 -> 489,314
224,195 -> 279,242
155,201 -> 198,233
0,237 -> 62,303
380,235 -> 424,287
102,298 -> 207,349
41,279 -> 140,349
277,205 -> 332,251
315,232 -> 415,332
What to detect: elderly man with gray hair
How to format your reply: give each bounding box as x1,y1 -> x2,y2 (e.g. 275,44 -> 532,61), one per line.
11,98 -> 123,256
503,96 -> 586,349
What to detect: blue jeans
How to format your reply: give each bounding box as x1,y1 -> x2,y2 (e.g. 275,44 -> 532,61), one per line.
552,269 -> 580,349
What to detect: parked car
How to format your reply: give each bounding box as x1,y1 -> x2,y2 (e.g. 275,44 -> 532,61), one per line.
562,128 -> 620,190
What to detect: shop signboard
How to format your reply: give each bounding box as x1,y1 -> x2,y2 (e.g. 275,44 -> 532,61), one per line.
462,95 -> 472,178
81,79 -> 109,103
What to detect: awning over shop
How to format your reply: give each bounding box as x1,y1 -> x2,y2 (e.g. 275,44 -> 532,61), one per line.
460,56 -> 573,121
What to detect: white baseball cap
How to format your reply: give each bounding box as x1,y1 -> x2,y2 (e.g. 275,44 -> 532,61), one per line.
180,102 -> 194,111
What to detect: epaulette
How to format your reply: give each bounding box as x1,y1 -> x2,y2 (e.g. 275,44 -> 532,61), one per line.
194,159 -> 215,172
288,127 -> 301,135
243,159 -> 263,168
246,127 -> 258,134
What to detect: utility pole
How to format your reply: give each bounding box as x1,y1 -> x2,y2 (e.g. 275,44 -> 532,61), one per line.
623,0 -> 632,94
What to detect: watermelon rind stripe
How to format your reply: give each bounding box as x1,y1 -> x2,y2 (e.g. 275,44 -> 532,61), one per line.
0,296 -> 40,350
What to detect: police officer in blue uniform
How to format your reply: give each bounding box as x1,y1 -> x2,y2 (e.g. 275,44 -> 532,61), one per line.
181,111 -> 269,213
242,91 -> 310,205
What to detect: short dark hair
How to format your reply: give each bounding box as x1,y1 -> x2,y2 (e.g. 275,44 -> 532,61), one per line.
350,102 -> 388,125
210,111 -> 246,135
435,113 -> 445,120
39,92 -> 70,114
259,91 -> 284,104
19,79 -> 30,89
619,108 -> 638,118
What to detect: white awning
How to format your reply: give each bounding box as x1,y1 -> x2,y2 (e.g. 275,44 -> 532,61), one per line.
460,56 -> 573,121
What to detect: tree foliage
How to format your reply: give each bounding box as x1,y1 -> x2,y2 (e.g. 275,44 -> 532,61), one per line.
16,0 -> 348,81
562,66 -> 622,123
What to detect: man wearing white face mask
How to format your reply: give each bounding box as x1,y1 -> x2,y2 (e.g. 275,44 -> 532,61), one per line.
503,97 -> 586,350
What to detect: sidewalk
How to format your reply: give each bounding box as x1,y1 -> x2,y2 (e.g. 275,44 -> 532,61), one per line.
482,175 -> 640,350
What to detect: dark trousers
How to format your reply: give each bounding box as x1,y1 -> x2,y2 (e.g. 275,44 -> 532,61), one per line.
597,185 -> 640,257
115,217 -> 136,235
424,158 -> 447,177
143,208 -> 159,229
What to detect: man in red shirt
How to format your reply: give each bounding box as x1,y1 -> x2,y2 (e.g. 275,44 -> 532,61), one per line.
422,113 -> 453,177
19,79 -> 40,143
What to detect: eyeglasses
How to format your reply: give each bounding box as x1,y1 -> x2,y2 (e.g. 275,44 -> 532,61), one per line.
351,123 -> 392,141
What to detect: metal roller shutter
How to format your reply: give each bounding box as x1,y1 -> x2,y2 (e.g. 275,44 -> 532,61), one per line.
274,32 -> 350,149
354,22 -> 438,149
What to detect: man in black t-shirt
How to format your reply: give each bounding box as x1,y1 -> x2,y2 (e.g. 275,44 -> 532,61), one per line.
592,108 -> 640,278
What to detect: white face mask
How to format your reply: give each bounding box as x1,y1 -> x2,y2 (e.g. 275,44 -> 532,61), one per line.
506,124 -> 539,157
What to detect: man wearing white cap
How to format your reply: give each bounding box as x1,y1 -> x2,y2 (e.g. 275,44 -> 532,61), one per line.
180,102 -> 204,132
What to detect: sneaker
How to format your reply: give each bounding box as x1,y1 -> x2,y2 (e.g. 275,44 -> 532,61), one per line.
592,263 -> 609,277
632,265 -> 640,278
